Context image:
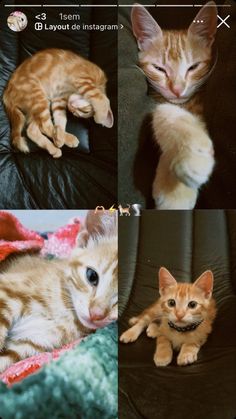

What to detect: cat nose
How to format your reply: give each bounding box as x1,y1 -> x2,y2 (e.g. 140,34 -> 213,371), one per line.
175,310 -> 185,320
171,85 -> 183,97
89,307 -> 106,321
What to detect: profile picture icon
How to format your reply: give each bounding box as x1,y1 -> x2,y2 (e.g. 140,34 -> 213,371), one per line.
7,11 -> 28,32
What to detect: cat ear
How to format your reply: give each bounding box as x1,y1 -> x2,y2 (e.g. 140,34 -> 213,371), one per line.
131,4 -> 163,51
76,210 -> 117,247
188,1 -> 217,47
103,108 -> 114,128
193,270 -> 214,299
159,267 -> 177,295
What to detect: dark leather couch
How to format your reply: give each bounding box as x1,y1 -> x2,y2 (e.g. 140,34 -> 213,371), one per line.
119,210 -> 236,419
0,0 -> 117,209
118,0 -> 236,209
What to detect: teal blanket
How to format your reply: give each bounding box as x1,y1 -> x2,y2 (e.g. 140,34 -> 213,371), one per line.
0,323 -> 117,419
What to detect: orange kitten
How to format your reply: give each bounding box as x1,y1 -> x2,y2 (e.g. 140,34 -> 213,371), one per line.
3,48 -> 113,158
120,267 -> 216,366
131,2 -> 217,209
0,210 -> 117,373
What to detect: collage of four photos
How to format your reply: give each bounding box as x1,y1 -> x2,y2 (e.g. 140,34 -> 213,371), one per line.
0,0 -> 235,418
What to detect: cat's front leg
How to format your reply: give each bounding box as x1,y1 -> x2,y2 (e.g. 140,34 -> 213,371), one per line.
146,322 -> 159,338
177,343 -> 200,366
51,98 -> 79,148
120,319 -> 147,343
154,335 -> 173,367
153,154 -> 198,210
172,138 -> 215,190
152,103 -> 214,209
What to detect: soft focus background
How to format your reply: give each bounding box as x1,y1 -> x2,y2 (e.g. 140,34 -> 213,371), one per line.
3,210 -> 88,232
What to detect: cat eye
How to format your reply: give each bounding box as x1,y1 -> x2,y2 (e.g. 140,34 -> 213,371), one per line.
188,301 -> 197,309
167,299 -> 176,307
86,268 -> 99,287
153,64 -> 166,74
188,63 -> 199,72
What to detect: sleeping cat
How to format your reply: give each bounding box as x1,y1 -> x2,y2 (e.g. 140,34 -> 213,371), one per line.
120,267 -> 216,366
0,210 -> 117,373
3,48 -> 114,158
131,2 -> 217,209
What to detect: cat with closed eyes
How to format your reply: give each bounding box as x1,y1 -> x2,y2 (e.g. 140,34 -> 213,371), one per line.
3,48 -> 114,158
120,267 -> 216,366
131,2 -> 217,209
0,210 -> 117,373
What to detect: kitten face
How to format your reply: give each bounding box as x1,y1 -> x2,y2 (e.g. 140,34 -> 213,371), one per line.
131,2 -> 217,104
66,211 -> 118,330
159,267 -> 214,326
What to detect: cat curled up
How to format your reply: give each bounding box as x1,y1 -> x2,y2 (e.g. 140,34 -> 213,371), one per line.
3,48 -> 113,158
131,2 -> 217,209
120,267 -> 216,366
0,210 -> 117,373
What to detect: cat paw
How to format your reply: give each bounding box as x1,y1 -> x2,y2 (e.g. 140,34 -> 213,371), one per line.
177,351 -> 198,366
154,352 -> 172,367
146,323 -> 159,338
128,317 -> 139,326
64,133 -> 79,148
51,148 -> 62,159
12,136 -> 30,154
53,126 -> 65,148
173,148 -> 214,189
120,328 -> 139,343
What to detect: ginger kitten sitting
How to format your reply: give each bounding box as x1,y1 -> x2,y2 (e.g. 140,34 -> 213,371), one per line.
120,267 -> 216,366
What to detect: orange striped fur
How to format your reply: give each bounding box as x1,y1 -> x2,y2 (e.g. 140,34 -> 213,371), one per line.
120,267 -> 216,367
0,211 -> 117,373
3,49 -> 113,158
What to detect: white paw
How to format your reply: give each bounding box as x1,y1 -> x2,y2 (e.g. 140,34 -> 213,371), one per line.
120,328 -> 139,343
146,323 -> 159,338
128,317 -> 138,326
173,148 -> 214,189
177,351 -> 198,366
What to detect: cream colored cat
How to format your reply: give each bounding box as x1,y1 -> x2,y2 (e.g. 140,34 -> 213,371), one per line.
120,267 -> 216,366
131,2 -> 217,209
0,210 -> 117,373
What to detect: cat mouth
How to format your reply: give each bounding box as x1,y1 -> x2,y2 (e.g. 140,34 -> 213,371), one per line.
78,314 -> 111,330
167,97 -> 189,104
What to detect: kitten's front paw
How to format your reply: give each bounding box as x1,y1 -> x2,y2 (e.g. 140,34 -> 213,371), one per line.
64,133 -> 79,148
120,327 -> 139,343
173,146 -> 214,189
128,317 -> 139,326
51,148 -> 62,159
177,351 -> 198,366
146,323 -> 159,338
154,351 -> 172,367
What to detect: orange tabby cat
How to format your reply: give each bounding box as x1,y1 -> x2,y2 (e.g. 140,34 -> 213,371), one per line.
120,267 -> 216,366
131,2 -> 217,209
0,210 -> 117,373
3,48 -> 113,158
